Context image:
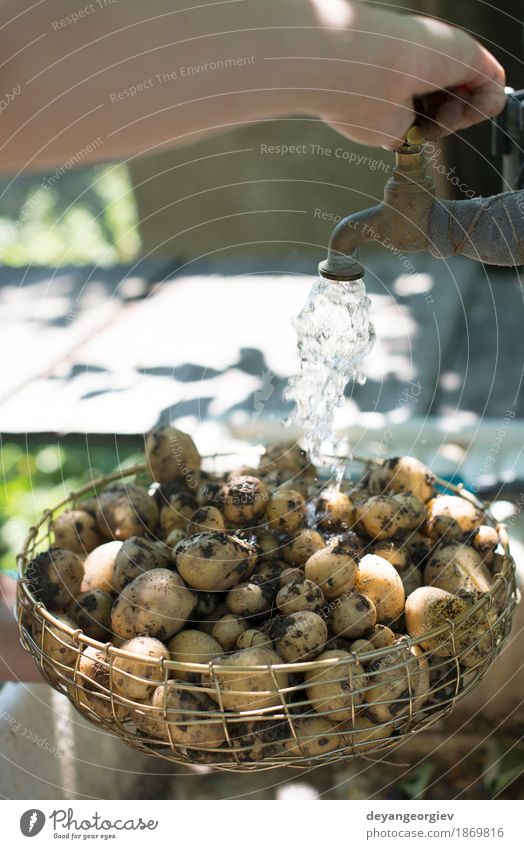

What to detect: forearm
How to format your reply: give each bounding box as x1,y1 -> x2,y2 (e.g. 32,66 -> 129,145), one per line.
0,0 -> 421,172
0,0 -> 331,172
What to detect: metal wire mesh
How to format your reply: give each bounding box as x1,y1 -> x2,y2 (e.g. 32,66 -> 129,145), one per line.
16,455 -> 518,772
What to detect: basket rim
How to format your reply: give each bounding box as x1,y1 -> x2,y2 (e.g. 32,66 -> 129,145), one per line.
16,452 -> 517,676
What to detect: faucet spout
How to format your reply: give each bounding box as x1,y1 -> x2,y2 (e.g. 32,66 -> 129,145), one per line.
319,143 -> 435,281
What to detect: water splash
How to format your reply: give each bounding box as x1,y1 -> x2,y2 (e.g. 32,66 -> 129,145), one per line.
285,276 -> 376,461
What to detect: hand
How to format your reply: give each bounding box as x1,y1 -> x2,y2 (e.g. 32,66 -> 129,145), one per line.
308,0 -> 506,149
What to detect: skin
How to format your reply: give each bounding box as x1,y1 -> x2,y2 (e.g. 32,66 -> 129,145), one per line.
0,1 -> 505,174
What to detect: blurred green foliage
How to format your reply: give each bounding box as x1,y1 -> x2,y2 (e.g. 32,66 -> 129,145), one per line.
0,164 -> 140,266
0,437 -> 142,575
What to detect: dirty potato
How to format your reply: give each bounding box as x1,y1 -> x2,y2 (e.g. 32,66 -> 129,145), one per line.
329,591 -> 377,638
276,578 -> 325,615
112,536 -> 170,593
111,568 -> 196,641
135,683 -> 225,748
175,532 -> 257,592
96,482 -> 159,540
425,495 -> 484,540
273,611 -> 327,662
81,540 -> 123,594
112,636 -> 169,699
316,489 -> 354,530
355,554 -> 405,622
206,647 -> 288,711
187,506 -> 226,536
226,579 -> 274,621
356,493 -> 426,540
51,509 -> 101,554
26,548 -> 84,610
266,488 -> 306,534
378,456 -> 435,502
282,529 -> 325,566
304,546 -> 358,599
424,543 -> 492,595
69,589 -> 113,640
145,426 -> 201,487
305,650 -> 366,721
211,614 -> 247,651
219,475 -> 269,527
168,630 -> 223,680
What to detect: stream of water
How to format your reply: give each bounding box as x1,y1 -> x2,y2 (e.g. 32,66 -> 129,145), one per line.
285,276 -> 376,463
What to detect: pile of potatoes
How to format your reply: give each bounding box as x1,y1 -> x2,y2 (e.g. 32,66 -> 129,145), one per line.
23,429 -> 505,764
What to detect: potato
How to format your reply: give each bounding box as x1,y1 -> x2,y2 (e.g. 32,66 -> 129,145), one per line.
187,506 -> 225,536
76,646 -> 128,721
356,493 -> 426,540
227,718 -> 289,762
284,716 -> 342,758
168,630 -> 223,680
304,546 -> 358,600
70,589 -> 112,640
279,567 -> 305,587
145,426 -> 201,487
282,529 -> 325,565
165,528 -> 187,549
425,495 -> 484,540
211,614 -> 247,651
366,624 -> 396,649
404,586 -> 470,656
111,568 -> 196,641
112,636 -> 169,699
226,579 -> 274,620
329,591 -> 376,638
276,578 -> 325,615
113,536 -> 170,593
34,613 -> 79,667
206,647 -> 288,711
236,629 -> 272,650
305,650 -> 366,721
81,541 -> 122,594
316,489 -> 354,530
26,548 -> 84,610
266,489 -> 306,534
365,641 -> 430,723
175,532 -> 257,592
472,525 -> 499,565
273,611 -> 327,662
252,560 -> 282,592
219,475 -> 268,526
349,639 -> 375,665
355,554 -> 405,622
342,715 -> 394,752
51,509 -> 101,554
136,683 -> 225,748
424,543 -> 492,595
371,540 -> 409,571
96,482 -> 159,540
159,491 -> 198,535
259,442 -> 311,476
379,456 -> 435,502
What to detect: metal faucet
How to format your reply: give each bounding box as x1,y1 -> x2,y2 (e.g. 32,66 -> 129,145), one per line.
319,109 -> 524,281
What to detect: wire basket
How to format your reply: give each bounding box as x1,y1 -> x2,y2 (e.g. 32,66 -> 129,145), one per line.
16,454 -> 518,772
